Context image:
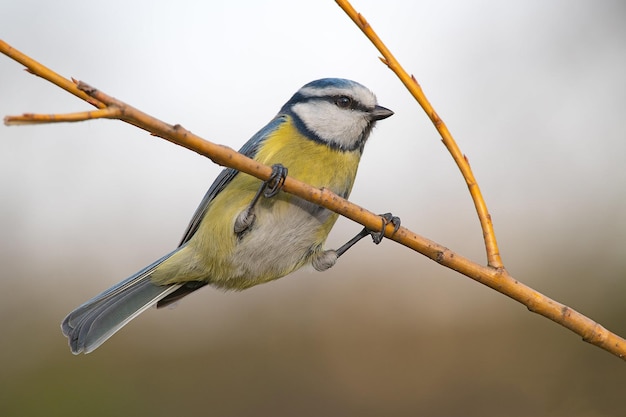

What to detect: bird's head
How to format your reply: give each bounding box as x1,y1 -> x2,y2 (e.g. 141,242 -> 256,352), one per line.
282,78 -> 393,152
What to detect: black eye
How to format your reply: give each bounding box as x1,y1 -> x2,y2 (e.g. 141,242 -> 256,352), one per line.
335,95 -> 353,108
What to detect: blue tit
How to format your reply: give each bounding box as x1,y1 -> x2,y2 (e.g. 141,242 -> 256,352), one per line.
61,78 -> 394,354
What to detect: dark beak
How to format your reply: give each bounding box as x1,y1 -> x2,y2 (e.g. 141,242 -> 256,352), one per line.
370,105 -> 394,121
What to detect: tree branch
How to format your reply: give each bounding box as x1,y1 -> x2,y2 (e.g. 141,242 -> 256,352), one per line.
1,37 -> 624,360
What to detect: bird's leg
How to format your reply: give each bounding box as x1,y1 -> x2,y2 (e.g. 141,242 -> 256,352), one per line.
311,213 -> 401,271
234,164 -> 288,235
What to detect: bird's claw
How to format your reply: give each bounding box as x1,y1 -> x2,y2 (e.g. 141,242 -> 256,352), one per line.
370,212 -> 401,244
333,213 -> 400,260
264,164 -> 288,198
234,163 -> 288,236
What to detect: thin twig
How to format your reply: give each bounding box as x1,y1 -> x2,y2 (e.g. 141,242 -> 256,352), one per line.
0,40 -> 105,109
4,107 -> 121,125
335,0 -> 502,269
1,40 -> 624,360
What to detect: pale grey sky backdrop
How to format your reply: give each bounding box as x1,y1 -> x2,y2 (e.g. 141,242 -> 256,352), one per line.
1,1 -> 625,416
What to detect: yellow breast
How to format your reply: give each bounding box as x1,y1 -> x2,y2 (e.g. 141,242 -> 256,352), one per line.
152,116 -> 362,289
255,119 -> 361,194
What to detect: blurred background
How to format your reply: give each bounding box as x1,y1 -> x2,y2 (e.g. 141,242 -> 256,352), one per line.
1,1 -> 625,416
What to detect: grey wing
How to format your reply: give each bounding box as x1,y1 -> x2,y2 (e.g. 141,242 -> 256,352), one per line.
178,115 -> 286,245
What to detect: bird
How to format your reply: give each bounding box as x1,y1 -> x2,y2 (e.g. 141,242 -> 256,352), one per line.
61,78 -> 395,354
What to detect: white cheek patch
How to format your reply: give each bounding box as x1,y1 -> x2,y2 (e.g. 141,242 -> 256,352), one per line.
292,101 -> 369,149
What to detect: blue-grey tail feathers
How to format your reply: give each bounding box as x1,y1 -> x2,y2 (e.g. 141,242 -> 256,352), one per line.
61,252 -> 181,355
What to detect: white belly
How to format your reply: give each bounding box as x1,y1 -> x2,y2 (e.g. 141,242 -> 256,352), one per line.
230,195 -> 333,285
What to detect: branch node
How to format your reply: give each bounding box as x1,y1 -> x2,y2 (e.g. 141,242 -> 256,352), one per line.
77,82 -> 97,95
356,12 -> 369,29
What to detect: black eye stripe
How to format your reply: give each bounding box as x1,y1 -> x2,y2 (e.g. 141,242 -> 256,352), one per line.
327,95 -> 370,112
284,93 -> 372,113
